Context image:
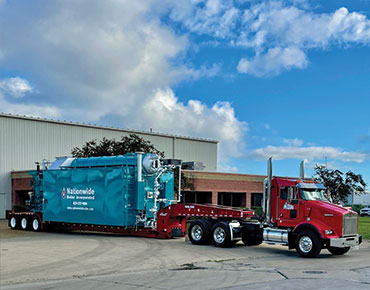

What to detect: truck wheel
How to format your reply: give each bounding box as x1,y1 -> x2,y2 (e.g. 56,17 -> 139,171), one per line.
212,222 -> 232,248
327,246 -> 350,255
188,220 -> 212,245
295,230 -> 322,258
9,216 -> 18,230
31,216 -> 41,232
21,217 -> 29,230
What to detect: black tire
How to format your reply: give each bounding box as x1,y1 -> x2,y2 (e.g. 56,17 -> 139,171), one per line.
188,220 -> 212,245
31,216 -> 41,232
295,230 -> 322,258
211,222 -> 232,248
242,234 -> 263,246
9,216 -> 18,230
327,246 -> 350,255
241,228 -> 263,246
20,216 -> 29,230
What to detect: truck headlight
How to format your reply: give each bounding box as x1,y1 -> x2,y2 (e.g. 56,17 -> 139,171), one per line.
325,230 -> 333,235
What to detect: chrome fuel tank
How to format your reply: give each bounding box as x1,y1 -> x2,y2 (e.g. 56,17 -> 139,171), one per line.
263,228 -> 289,244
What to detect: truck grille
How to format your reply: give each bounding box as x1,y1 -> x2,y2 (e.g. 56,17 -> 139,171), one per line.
343,214 -> 357,236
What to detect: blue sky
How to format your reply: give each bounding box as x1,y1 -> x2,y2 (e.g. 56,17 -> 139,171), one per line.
0,0 -> 369,185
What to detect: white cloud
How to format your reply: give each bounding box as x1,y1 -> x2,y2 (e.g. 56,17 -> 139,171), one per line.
163,1 -> 370,76
283,138 -> 303,147
0,77 -> 33,98
165,0 -> 240,38
0,1 -> 245,170
249,145 -> 369,163
237,46 -> 308,76
0,98 -> 61,118
0,92 -> 60,119
236,3 -> 370,76
128,88 -> 247,159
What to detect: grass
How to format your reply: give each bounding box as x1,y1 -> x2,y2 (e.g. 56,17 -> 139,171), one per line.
359,217 -> 370,240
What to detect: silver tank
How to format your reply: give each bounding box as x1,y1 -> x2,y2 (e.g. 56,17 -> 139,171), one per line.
263,228 -> 289,243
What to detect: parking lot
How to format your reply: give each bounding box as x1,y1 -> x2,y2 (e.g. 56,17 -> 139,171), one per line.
1,220 -> 370,290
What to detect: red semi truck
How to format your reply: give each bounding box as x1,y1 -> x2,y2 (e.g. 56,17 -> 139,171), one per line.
187,158 -> 362,257
7,155 -> 361,258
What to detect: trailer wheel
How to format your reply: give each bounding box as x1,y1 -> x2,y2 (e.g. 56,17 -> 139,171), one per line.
188,220 -> 212,245
21,217 -> 29,230
295,230 -> 321,258
212,222 -> 232,248
327,246 -> 350,255
31,216 -> 41,232
9,216 -> 18,230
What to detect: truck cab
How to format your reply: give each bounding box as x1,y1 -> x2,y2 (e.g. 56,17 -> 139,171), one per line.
264,177 -> 362,257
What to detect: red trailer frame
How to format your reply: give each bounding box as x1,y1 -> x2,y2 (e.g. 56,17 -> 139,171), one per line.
7,204 -> 255,238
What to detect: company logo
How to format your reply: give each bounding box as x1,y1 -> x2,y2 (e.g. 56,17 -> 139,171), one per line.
61,187 -> 66,199
66,187 -> 95,195
62,187 -> 96,200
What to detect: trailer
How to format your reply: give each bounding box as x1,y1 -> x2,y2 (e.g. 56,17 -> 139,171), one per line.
6,153 -> 254,240
6,154 -> 362,257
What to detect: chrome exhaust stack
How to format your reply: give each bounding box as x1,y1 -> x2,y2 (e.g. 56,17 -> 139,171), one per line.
263,157 -> 273,224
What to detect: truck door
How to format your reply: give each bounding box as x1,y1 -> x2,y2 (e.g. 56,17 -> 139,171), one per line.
277,186 -> 299,227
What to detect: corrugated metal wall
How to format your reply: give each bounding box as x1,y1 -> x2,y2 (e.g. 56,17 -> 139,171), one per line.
0,114 -> 217,217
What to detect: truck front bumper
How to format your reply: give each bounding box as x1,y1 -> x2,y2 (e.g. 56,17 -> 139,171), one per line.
329,234 -> 362,248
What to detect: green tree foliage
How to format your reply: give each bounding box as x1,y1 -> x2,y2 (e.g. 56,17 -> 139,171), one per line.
71,134 -> 165,158
71,134 -> 194,193
313,165 -> 367,203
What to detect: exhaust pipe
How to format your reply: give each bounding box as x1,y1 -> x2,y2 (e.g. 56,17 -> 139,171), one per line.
137,153 -> 143,182
263,157 -> 272,224
300,160 -> 304,179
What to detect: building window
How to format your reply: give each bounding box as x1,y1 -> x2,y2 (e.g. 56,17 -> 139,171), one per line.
251,192 -> 263,207
180,191 -> 212,204
217,192 -> 246,207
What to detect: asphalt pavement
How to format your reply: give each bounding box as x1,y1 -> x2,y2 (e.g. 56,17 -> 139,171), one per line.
1,220 -> 370,290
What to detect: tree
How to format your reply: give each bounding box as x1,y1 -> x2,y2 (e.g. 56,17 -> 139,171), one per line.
71,134 -> 194,193
313,165 -> 367,203
71,134 -> 165,158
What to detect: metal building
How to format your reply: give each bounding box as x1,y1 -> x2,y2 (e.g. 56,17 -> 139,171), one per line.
0,113 -> 218,218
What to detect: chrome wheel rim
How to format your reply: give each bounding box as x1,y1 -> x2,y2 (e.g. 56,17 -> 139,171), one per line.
191,225 -> 203,241
10,217 -> 16,228
214,227 -> 226,244
32,219 -> 39,231
21,218 -> 27,229
299,236 -> 313,253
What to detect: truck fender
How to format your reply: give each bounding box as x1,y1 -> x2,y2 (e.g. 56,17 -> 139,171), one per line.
289,223 -> 324,249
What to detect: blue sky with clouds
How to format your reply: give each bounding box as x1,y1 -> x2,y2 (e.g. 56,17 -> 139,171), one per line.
0,0 -> 369,184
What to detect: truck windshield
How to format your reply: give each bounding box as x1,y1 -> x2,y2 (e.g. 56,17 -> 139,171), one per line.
300,189 -> 327,201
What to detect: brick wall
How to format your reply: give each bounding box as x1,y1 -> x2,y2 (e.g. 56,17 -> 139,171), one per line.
183,171 -> 265,209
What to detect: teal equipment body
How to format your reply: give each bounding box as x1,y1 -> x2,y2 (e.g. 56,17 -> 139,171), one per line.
29,153 -> 174,228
